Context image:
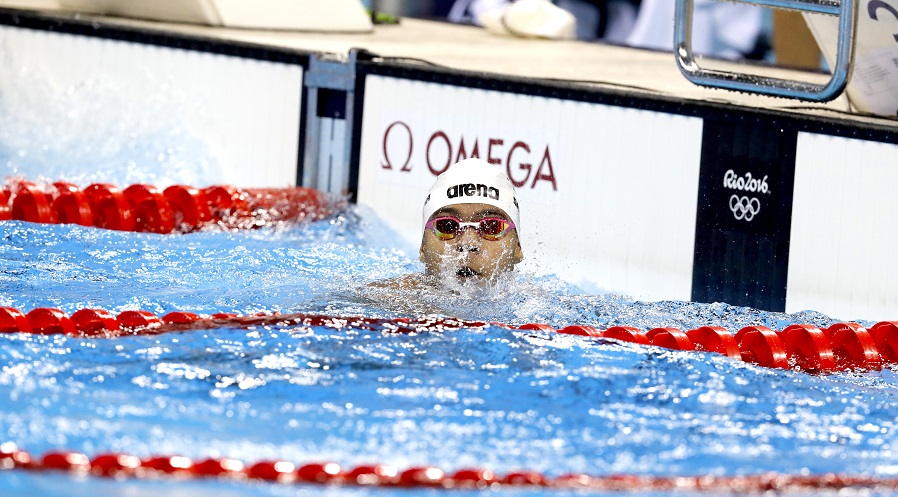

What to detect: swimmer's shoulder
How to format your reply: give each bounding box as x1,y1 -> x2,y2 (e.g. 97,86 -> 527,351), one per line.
369,273 -> 437,290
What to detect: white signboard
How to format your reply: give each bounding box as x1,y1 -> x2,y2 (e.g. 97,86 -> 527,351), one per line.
789,132 -> 898,321
358,75 -> 704,300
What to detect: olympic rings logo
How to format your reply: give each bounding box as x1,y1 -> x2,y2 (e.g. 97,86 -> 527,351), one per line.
729,195 -> 760,221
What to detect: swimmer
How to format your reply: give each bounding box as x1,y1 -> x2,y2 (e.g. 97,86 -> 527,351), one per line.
376,158 -> 524,291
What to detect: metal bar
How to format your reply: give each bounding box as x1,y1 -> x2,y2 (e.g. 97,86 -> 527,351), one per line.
717,0 -> 840,15
302,86 -> 321,189
674,0 -> 858,102
302,51 -> 361,194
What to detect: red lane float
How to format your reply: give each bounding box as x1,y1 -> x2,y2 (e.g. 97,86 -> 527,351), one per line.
870,321 -> 898,363
2,443 -> 897,493
116,310 -> 163,330
143,455 -> 192,474
70,309 -> 120,336
163,185 -> 212,232
558,325 -> 601,337
518,323 -> 555,332
41,451 -> 90,472
192,457 -> 244,477
0,179 -> 332,233
451,468 -> 497,488
687,326 -> 742,359
503,471 -> 548,486
824,323 -> 881,371
90,453 -> 142,477
602,326 -> 649,345
296,462 -> 342,483
162,312 -> 200,325
646,327 -> 694,350
735,326 -> 788,369
399,466 -> 446,487
346,464 -> 399,485
203,185 -> 250,217
0,308 -> 32,334
84,183 -> 135,231
26,308 -> 77,335
0,306 -> 896,374
780,324 -> 837,372
247,460 -> 296,482
123,184 -> 175,234
51,182 -> 93,226
0,189 -> 10,220
10,182 -> 54,224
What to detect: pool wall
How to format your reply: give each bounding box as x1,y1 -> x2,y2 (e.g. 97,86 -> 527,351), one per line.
0,10 -> 307,187
1,7 -> 898,320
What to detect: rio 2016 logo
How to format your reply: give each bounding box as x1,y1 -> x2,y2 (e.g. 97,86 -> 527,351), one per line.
723,170 -> 770,194
723,170 -> 770,222
380,120 -> 558,190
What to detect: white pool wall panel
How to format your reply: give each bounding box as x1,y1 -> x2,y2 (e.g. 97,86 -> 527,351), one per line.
788,133 -> 898,321
358,75 -> 703,302
0,24 -> 302,187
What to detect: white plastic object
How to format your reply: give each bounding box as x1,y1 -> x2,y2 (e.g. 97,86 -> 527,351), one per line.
804,0 -> 898,116
478,0 -> 576,40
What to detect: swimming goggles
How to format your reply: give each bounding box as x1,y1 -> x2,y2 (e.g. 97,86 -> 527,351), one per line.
425,215 -> 516,241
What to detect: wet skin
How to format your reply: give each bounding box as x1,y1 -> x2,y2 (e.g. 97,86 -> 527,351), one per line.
419,203 -> 524,284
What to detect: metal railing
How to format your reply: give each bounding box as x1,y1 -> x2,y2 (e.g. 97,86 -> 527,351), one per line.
674,0 -> 858,101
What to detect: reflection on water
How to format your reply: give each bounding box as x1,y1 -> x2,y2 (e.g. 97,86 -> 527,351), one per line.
0,207 -> 896,497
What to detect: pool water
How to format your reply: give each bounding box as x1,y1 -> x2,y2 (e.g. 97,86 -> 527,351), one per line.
1,204 -> 898,497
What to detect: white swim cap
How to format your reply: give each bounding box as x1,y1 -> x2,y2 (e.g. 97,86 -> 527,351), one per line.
422,158 -> 521,230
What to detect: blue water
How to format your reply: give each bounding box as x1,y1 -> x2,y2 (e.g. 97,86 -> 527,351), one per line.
1,210 -> 898,497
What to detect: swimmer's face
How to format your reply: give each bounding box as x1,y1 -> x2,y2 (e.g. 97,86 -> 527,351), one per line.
419,203 -> 523,284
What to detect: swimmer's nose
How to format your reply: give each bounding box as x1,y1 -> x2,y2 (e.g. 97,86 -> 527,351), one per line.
454,228 -> 480,252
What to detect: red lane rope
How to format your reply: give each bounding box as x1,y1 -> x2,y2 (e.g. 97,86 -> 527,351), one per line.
1,306 -> 896,374
2,442 -> 896,493
0,180 -> 331,233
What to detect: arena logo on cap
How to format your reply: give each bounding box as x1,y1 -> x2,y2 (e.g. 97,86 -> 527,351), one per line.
380,120 -> 558,190
447,183 -> 500,200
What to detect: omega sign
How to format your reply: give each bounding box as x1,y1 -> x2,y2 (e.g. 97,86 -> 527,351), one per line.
380,120 -> 558,190
723,169 -> 770,222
